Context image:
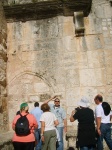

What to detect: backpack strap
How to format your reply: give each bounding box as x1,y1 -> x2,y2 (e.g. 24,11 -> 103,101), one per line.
19,113 -> 29,117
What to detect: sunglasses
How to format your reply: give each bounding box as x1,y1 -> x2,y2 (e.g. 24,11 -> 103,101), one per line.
55,101 -> 60,102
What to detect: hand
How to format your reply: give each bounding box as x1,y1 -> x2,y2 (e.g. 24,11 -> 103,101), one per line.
71,110 -> 75,116
41,135 -> 44,142
64,126 -> 67,133
52,96 -> 57,100
97,128 -> 101,135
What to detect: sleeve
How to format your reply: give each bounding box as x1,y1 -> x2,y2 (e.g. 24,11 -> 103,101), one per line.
61,108 -> 66,119
40,114 -> 44,121
73,111 -> 78,120
95,106 -> 102,117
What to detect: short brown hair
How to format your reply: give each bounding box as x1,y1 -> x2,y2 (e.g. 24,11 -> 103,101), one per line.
94,94 -> 103,102
41,103 -> 50,112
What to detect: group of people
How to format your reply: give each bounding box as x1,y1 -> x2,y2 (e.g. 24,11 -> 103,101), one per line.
12,96 -> 67,150
70,94 -> 112,150
12,94 -> 112,150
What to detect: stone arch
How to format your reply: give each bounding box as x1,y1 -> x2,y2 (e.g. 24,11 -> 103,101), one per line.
8,71 -> 55,130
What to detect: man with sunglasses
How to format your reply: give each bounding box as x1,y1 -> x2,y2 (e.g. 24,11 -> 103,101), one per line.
44,96 -> 67,150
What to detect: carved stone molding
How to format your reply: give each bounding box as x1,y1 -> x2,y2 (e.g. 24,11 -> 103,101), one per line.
3,0 -> 92,22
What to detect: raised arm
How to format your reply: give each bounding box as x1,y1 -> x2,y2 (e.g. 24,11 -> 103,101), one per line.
70,110 -> 75,122
43,96 -> 57,104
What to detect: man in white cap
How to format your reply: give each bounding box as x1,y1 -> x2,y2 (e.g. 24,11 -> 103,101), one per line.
70,97 -> 96,150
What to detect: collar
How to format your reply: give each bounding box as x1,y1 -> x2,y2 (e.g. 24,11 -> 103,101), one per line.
54,105 -> 60,109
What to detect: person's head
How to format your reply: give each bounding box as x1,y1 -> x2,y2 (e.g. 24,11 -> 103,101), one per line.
94,94 -> 103,105
54,98 -> 60,107
20,102 -> 29,112
41,103 -> 50,112
78,97 -> 90,108
34,102 -> 39,107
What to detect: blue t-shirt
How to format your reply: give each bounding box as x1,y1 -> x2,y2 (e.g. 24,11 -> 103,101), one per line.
49,104 -> 66,127
31,107 -> 43,129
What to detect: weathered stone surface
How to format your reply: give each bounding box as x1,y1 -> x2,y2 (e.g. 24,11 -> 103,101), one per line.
0,1 -> 8,134
0,131 -> 14,150
3,0 -> 92,22
0,0 -> 112,149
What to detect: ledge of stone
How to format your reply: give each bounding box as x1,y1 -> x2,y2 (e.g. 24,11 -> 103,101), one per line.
3,0 -> 92,22
66,130 -> 77,140
0,131 -> 13,145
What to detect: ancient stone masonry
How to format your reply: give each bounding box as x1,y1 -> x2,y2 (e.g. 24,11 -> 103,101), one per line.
0,0 -> 112,149
0,2 -> 8,133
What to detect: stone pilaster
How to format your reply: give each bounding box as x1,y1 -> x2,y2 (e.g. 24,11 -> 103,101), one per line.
0,2 -> 8,133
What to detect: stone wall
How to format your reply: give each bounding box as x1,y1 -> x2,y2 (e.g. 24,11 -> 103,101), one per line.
0,0 -> 112,149
0,131 -> 13,150
0,1 -> 8,133
7,0 -> 112,131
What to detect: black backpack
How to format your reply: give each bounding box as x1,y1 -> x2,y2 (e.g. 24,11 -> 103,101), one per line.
102,102 -> 111,116
15,113 -> 30,136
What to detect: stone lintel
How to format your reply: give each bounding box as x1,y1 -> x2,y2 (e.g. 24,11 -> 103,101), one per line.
3,0 -> 92,22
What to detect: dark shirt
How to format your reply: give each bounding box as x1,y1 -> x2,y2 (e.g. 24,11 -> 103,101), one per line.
73,108 -> 96,147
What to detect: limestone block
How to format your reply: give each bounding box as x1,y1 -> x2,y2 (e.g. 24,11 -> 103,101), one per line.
95,68 -> 106,86
87,50 -> 105,68
65,69 -> 80,88
84,15 -> 96,35
94,18 -> 102,34
56,84 -> 65,92
34,82 -> 49,93
76,51 -> 88,69
39,93 -> 50,102
39,18 -> 60,39
79,87 -> 98,102
104,4 -> 112,18
66,88 -> 80,106
64,52 -> 77,64
79,69 -> 96,86
105,67 -> 112,85
103,31 -> 110,38
104,49 -> 112,67
29,95 -> 40,102
21,51 -> 37,61
63,18 -> 75,36
95,5 -> 105,18
63,36 -> 77,52
84,35 -> 103,51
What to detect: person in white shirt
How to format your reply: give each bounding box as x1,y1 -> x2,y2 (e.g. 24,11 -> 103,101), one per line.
94,94 -> 112,150
40,103 -> 59,150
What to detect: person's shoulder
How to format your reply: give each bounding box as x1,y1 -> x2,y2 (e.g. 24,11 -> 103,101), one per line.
59,106 -> 65,111
87,108 -> 94,113
28,113 -> 35,118
96,103 -> 102,108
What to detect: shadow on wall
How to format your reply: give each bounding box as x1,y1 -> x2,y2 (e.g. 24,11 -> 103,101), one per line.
68,147 -> 75,150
